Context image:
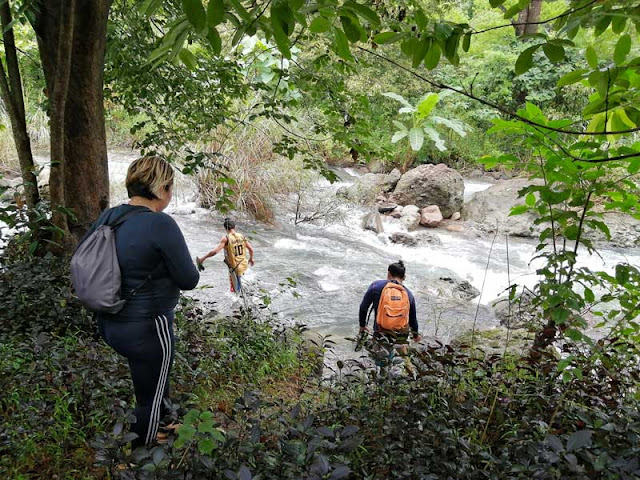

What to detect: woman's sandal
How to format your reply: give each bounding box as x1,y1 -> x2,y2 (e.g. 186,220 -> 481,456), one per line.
156,422 -> 182,444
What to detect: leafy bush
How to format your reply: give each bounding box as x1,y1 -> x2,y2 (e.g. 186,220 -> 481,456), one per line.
0,252 -> 92,339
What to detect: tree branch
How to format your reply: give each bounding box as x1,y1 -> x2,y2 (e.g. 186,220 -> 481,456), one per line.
357,46 -> 640,137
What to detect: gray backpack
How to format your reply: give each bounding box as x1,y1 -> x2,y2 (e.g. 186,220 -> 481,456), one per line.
71,209 -> 149,313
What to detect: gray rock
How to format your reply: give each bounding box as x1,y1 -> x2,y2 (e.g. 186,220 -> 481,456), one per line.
491,290 -> 540,330
461,178 -> 544,238
420,205 -> 443,228
389,232 -> 418,246
362,210 -> 384,234
368,159 -> 388,174
390,206 -> 404,218
451,212 -> 461,221
414,231 -> 442,245
399,204 -> 420,231
391,163 -> 464,218
382,168 -> 402,193
439,276 -> 480,300
337,173 -> 386,204
378,204 -> 398,214
585,212 -> 640,248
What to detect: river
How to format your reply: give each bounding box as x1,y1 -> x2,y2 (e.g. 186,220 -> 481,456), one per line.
3,152 -> 639,359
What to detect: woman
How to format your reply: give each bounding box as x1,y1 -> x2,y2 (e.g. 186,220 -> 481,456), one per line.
91,156 -> 199,448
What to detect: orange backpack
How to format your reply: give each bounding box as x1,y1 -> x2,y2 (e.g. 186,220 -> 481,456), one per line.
376,282 -> 410,332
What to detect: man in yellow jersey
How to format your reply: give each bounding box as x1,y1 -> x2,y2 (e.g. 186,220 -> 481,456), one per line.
196,218 -> 255,292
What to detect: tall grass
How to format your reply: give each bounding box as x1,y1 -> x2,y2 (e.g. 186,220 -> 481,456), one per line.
196,120 -> 308,222
0,91 -> 50,174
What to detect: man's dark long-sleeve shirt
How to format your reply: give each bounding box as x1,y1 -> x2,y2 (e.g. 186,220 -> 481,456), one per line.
87,204 -> 199,318
359,280 -> 418,333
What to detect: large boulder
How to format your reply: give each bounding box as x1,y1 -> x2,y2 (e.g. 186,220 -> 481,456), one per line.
461,178 -> 543,238
586,212 -> 640,248
420,205 -> 443,228
337,173 -> 386,204
362,210 -> 384,234
382,168 -> 402,193
390,163 -> 464,218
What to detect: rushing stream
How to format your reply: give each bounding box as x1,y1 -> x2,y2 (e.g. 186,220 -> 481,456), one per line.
3,153 -> 639,360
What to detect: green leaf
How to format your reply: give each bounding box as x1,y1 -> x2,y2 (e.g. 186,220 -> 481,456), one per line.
611,16 -> 627,34
489,0 -> 506,6
567,430 -> 592,452
179,48 -> 197,69
408,127 -> 424,151
227,0 -> 250,20
340,15 -> 363,43
431,116 -> 469,136
333,27 -> 352,61
503,1 -> 526,19
557,69 -> 589,87
183,0 -> 207,34
424,41 -> 441,70
207,0 -> 225,26
417,93 -> 438,119
198,437 -> 216,455
586,46 -> 598,69
309,16 -> 330,33
271,3 -> 293,58
391,130 -> 407,143
343,1 -> 380,27
614,35 -> 631,65
392,119 -> 408,132
543,42 -> 564,63
509,205 -> 530,216
423,126 -> 446,151
373,32 -> 405,44
526,192 -> 536,206
382,92 -> 412,109
412,37 -> 430,68
515,45 -> 540,75
177,424 -> 197,442
584,288 -> 595,303
565,328 -> 583,341
462,32 -> 471,52
444,32 -> 460,64
207,27 -> 222,54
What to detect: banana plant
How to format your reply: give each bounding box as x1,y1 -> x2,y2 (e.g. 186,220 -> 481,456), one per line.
384,91 -> 471,152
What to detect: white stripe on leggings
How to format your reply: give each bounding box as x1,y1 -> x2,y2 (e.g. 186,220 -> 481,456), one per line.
145,315 -> 171,445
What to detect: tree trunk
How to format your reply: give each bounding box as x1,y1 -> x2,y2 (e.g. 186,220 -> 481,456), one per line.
0,2 -> 40,209
523,0 -> 543,36
33,0 -> 112,247
514,0 -> 543,37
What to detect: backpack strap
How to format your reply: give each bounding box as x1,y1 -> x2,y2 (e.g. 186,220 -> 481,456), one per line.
108,207 -> 150,229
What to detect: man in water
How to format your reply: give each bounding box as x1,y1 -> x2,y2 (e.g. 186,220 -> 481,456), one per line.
197,218 -> 255,292
358,260 -> 421,354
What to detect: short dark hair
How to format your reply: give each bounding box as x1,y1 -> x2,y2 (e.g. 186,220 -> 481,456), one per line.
388,260 -> 406,279
223,218 -> 235,230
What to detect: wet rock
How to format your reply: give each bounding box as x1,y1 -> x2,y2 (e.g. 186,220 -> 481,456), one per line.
390,206 -> 404,218
390,163 -> 464,218
378,204 -> 398,214
362,210 -> 384,234
420,205 -> 443,228
451,212 -> 461,221
452,327 -> 534,357
389,232 -> 418,246
399,205 -> 420,231
439,276 -> 480,300
337,173 -> 386,204
414,231 -> 442,245
382,168 -> 402,193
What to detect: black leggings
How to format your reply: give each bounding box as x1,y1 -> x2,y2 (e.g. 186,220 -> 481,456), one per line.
99,312 -> 175,448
